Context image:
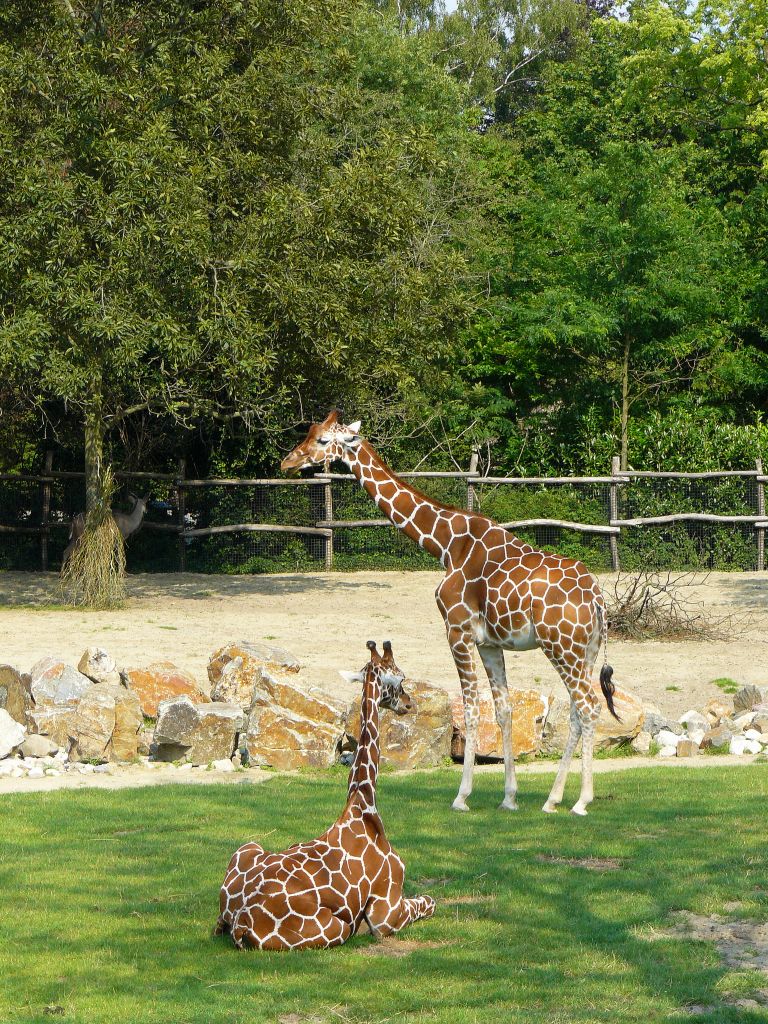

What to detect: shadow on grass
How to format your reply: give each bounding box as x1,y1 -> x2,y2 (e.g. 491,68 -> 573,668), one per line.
1,767 -> 767,1023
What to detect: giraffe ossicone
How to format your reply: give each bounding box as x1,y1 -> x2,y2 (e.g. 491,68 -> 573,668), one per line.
215,640 -> 434,950
282,411 -> 621,817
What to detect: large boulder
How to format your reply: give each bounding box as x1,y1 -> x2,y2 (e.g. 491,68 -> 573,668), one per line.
733,685 -> 768,713
0,708 -> 26,759
78,647 -> 121,686
153,696 -> 244,765
348,680 -> 452,769
0,664 -> 31,725
245,673 -> 348,769
451,689 -> 549,760
27,705 -> 78,750
593,683 -> 644,751
123,662 -> 211,718
207,642 -> 301,710
30,657 -> 93,706
70,684 -> 142,762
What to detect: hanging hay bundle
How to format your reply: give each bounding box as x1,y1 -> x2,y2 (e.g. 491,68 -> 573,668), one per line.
60,469 -> 126,609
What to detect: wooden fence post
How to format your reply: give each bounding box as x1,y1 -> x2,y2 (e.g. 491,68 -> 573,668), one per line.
609,455 -> 621,572
176,457 -> 187,573
40,450 -> 54,572
467,448 -> 479,512
757,457 -> 765,572
323,477 -> 334,570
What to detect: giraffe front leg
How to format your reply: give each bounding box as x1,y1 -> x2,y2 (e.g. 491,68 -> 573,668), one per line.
448,630 -> 480,812
477,644 -> 518,811
543,700 -> 580,813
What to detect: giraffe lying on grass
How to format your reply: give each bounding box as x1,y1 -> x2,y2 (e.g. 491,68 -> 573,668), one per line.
282,411 -> 620,817
215,641 -> 435,950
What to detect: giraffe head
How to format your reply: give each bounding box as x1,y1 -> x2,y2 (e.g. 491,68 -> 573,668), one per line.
340,640 -> 413,715
280,410 -> 362,474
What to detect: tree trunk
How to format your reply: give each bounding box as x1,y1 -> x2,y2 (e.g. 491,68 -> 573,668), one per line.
84,370 -> 105,513
620,336 -> 631,472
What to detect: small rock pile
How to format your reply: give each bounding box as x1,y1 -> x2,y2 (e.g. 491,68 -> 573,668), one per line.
632,686 -> 768,758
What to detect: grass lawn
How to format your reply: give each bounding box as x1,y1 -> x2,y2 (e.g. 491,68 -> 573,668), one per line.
2,766 -> 768,1024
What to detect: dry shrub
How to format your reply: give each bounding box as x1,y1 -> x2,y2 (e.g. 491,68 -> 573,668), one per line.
605,571 -> 745,642
60,470 -> 126,609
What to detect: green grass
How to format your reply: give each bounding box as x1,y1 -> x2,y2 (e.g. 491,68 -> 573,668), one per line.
2,767 -> 768,1024
712,678 -> 741,695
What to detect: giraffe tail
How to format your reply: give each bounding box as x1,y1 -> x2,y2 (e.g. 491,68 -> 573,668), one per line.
597,601 -> 621,721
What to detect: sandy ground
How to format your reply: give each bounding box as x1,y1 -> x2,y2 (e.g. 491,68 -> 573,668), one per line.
0,570 -> 766,715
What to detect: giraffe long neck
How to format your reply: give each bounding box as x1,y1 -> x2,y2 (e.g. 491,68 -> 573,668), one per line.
347,664 -> 381,811
345,442 -> 450,564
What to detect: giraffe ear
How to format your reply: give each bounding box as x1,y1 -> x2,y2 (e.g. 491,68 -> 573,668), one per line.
339,670 -> 364,683
346,420 -> 361,435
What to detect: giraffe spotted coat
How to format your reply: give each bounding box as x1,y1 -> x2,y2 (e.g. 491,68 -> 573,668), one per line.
281,412 -> 620,817
215,641 -> 435,950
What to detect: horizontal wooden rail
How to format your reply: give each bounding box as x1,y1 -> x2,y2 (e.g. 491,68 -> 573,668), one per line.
180,477 -> 328,487
475,475 -> 626,485
611,513 -> 767,527
182,523 -> 331,538
318,519 -> 391,528
499,519 -> 620,535
623,470 -> 759,479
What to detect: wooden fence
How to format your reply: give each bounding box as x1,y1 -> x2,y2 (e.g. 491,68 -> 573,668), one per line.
0,456 -> 766,572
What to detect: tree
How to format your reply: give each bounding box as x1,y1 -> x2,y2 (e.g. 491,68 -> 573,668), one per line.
0,0 -> 471,501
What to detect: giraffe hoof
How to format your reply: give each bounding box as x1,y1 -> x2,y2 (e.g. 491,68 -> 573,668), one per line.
499,800 -> 518,811
542,801 -> 558,814
571,804 -> 588,817
451,799 -> 470,812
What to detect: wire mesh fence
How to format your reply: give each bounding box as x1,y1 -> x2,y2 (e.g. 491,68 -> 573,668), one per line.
0,458 -> 765,574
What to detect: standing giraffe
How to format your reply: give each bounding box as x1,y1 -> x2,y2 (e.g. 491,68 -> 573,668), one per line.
215,640 -> 435,950
281,411 -> 620,817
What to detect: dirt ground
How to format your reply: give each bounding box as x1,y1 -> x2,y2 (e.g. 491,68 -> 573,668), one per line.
1,570 -> 766,715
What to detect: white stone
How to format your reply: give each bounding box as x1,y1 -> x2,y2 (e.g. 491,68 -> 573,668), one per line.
0,709 -> 26,759
730,736 -> 750,755
679,711 -> 709,731
211,758 -> 234,772
744,729 -> 762,742
631,731 -> 652,754
688,728 -> 706,747
657,729 -> 681,748
93,764 -> 111,773
659,745 -> 678,757
45,768 -> 61,777
78,763 -> 95,774
29,656 -> 93,705
27,766 -> 44,779
745,739 -> 763,755
78,647 -> 121,686
10,766 -> 25,778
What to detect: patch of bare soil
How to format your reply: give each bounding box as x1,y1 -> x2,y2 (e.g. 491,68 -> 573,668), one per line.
356,937 -> 446,958
0,570 -> 767,716
535,853 -> 623,871
667,911 -> 768,973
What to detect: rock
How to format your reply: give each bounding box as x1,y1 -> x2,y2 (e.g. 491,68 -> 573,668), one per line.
0,708 -> 26,759
594,684 -> 644,751
27,766 -> 45,779
78,647 -> 121,686
734,685 -> 768,713
752,716 -> 768,736
642,707 -> 681,738
27,706 -> 78,750
730,736 -> 751,755
631,730 -> 652,754
207,642 -> 301,710
123,662 -> 211,718
349,680 -> 451,769
70,685 -> 142,763
659,745 -> 677,757
540,695 -> 571,756
657,729 -> 682,748
153,696 -> 244,765
688,728 -> 706,747
700,724 -> 733,750
245,673 -> 348,770
679,711 -> 709,733
211,758 -> 234,772
0,664 -> 32,725
30,657 -> 93,706
676,738 -> 699,757
704,698 -> 732,724
452,689 -> 549,760
20,735 -> 58,758
732,712 -> 757,732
